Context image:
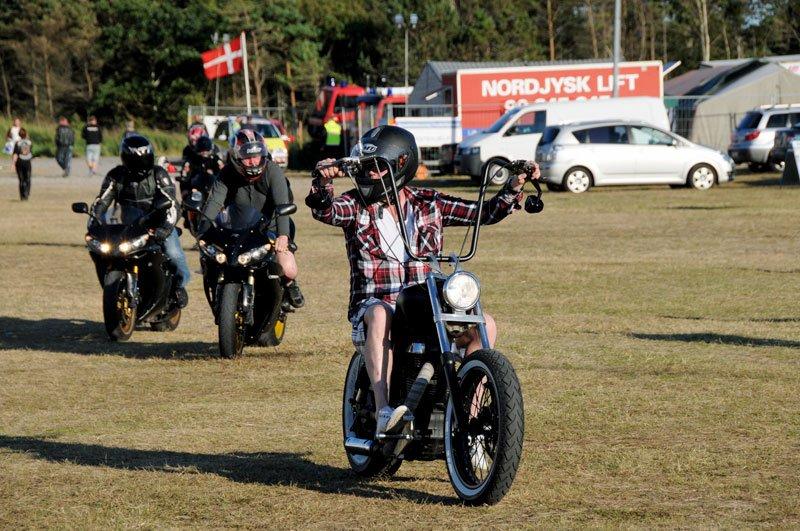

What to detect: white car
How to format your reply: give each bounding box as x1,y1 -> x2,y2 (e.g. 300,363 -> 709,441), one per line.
535,120 -> 735,193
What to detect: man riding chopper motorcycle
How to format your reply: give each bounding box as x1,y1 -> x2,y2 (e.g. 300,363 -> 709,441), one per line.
90,134 -> 191,307
197,128 -> 304,308
307,125 -> 538,437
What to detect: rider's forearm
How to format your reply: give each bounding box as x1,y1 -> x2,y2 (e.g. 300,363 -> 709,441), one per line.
480,185 -> 523,225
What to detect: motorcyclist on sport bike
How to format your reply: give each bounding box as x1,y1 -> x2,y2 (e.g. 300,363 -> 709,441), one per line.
91,134 -> 191,307
197,128 -> 304,308
190,135 -> 224,196
306,125 -> 538,437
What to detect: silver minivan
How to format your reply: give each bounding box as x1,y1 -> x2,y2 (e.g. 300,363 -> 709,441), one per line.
536,120 -> 735,193
728,104 -> 800,171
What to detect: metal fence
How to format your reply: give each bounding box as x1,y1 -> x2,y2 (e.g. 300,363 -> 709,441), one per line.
187,105 -> 288,125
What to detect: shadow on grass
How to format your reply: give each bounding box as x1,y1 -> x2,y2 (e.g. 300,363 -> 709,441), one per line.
630,332 -> 800,348
665,205 -> 734,210
741,176 -> 787,187
0,316 -> 216,359
0,435 -> 455,505
5,241 -> 87,249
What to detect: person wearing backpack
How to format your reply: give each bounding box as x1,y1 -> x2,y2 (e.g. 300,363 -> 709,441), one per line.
12,128 -> 33,200
55,116 -> 75,178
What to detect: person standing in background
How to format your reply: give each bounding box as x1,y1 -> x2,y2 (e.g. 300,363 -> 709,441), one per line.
82,116 -> 103,176
121,120 -> 138,142
4,117 -> 22,155
55,116 -> 75,178
12,128 -> 33,200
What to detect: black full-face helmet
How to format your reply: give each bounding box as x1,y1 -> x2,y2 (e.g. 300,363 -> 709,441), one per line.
350,125 -> 419,204
120,135 -> 154,180
195,135 -> 214,157
229,129 -> 269,183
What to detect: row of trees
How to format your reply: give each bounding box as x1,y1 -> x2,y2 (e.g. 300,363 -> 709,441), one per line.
0,0 -> 797,130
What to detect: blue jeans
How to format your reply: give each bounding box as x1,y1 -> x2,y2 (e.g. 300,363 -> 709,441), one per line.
56,146 -> 73,176
163,229 -> 190,288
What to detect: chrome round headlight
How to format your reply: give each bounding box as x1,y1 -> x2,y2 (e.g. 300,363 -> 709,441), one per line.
442,271 -> 481,311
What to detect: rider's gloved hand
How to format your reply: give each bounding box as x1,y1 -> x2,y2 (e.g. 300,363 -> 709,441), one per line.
149,227 -> 171,242
314,158 -> 345,184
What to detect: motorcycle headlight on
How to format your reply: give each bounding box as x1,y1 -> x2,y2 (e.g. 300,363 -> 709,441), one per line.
237,243 -> 272,265
198,239 -> 227,264
442,271 -> 481,311
118,234 -> 149,255
85,235 -> 111,254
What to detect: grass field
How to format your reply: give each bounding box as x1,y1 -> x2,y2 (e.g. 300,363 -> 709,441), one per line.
1,168 -> 799,527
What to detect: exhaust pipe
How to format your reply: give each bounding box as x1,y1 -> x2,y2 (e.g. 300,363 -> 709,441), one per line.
404,362 -> 434,413
344,437 -> 375,456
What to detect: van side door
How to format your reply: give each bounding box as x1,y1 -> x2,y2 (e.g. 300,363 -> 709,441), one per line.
573,125 -> 637,184
501,110 -> 546,161
630,125 -> 686,183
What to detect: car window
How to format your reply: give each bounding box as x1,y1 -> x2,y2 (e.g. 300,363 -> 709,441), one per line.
790,113 -> 800,126
504,111 -> 546,136
539,127 -> 560,145
630,126 -> 674,146
766,113 -> 788,128
572,125 -> 629,144
737,112 -> 762,130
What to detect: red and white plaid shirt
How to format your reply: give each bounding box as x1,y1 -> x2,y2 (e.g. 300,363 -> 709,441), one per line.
307,182 -> 522,319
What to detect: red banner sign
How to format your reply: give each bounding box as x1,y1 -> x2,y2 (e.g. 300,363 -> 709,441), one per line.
456,61 -> 663,130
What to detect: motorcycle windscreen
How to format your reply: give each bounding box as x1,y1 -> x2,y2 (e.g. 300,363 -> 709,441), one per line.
215,205 -> 264,232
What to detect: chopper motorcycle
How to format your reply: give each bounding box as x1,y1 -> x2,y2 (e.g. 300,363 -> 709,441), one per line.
339,158 -> 543,504
184,198 -> 298,358
71,198 -> 183,340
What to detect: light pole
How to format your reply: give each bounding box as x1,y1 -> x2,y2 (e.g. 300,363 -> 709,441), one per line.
393,13 -> 418,88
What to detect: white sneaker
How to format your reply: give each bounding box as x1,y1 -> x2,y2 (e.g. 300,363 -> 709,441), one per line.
376,405 -> 409,436
470,434 -> 489,474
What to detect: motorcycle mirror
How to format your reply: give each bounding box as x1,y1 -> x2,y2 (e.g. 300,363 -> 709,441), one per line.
71,202 -> 89,214
275,203 -> 297,217
524,180 -> 544,214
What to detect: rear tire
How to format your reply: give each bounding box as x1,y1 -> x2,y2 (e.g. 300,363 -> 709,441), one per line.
562,167 -> 592,193
342,352 -> 401,477
218,283 -> 245,359
150,309 -> 181,332
102,271 -> 135,341
257,314 -> 287,347
688,163 -> 716,190
445,349 -> 524,505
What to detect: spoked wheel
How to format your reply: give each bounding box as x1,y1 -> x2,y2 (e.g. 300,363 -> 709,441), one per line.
257,314 -> 287,347
150,309 -> 181,332
445,349 -> 524,505
102,271 -> 136,341
342,352 -> 401,477
563,167 -> 592,193
218,283 -> 246,358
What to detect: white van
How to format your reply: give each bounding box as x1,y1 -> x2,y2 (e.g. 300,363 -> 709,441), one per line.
454,97 -> 669,183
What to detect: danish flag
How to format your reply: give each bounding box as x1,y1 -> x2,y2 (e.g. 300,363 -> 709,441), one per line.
201,35 -> 243,80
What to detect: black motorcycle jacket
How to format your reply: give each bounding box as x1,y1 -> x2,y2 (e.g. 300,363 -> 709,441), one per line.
91,165 -> 178,236
198,162 -> 292,237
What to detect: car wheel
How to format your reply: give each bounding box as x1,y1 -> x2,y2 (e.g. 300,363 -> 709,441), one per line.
688,164 -> 716,190
484,158 -> 510,186
562,167 -> 592,193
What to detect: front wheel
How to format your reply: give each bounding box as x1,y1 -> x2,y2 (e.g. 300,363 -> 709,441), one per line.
483,158 -> 511,186
102,271 -> 136,341
445,349 -> 524,505
218,283 -> 246,358
342,352 -> 401,477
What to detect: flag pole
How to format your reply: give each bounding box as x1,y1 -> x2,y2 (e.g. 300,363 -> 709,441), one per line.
241,31 -> 252,114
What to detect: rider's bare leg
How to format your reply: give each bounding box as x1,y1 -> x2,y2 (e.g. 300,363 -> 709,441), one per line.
457,312 -> 497,355
363,302 -> 394,412
277,250 -> 297,280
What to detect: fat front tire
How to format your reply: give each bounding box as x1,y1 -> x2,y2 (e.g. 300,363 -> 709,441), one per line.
445,349 -> 524,505
688,163 -> 716,190
150,309 -> 181,332
218,283 -> 245,359
342,352 -> 401,477
563,167 -> 592,193
102,271 -> 135,341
